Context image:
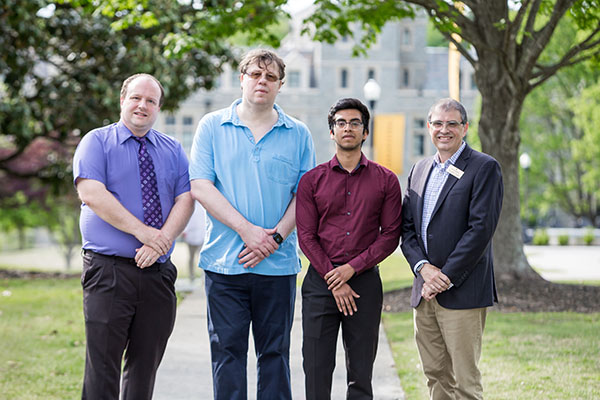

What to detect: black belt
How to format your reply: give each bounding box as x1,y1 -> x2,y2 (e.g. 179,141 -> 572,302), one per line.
83,249 -> 168,269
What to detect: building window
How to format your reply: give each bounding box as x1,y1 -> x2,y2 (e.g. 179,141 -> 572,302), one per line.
183,116 -> 193,126
403,28 -> 412,47
367,68 -> 376,80
402,68 -> 410,87
471,72 -> 477,89
414,134 -> 425,156
415,119 -> 425,129
340,68 -> 349,89
165,116 -> 176,125
183,130 -> 193,150
288,70 -> 301,88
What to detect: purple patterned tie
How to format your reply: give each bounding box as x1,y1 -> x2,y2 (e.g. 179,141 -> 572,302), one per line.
134,136 -> 163,228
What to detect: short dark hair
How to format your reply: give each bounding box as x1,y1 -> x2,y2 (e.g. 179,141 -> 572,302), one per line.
239,49 -> 286,82
428,98 -> 468,124
120,73 -> 165,107
327,98 -> 370,132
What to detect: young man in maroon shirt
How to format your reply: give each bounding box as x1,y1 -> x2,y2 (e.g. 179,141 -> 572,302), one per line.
296,98 -> 402,399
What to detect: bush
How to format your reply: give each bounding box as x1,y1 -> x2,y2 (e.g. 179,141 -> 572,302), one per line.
532,229 -> 550,245
583,228 -> 595,246
558,234 -> 569,246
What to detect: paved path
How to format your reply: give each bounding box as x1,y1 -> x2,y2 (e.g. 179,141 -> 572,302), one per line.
153,276 -> 405,400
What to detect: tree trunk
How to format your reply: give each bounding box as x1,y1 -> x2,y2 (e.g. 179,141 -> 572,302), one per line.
476,66 -> 542,281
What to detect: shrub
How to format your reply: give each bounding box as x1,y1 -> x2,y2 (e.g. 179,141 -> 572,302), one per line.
583,228 -> 595,246
532,229 -> 550,245
558,234 -> 569,246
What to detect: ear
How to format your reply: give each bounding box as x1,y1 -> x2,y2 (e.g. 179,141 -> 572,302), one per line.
330,129 -> 335,140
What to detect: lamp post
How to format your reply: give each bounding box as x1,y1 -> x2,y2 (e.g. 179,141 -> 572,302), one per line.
363,78 -> 381,160
519,152 -> 532,240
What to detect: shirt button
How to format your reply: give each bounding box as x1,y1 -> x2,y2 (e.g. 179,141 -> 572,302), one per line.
347,191 -> 351,195
347,211 -> 351,215
346,232 -> 350,236
345,252 -> 349,256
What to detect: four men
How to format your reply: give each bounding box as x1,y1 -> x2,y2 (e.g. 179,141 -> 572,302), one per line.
73,73 -> 194,399
73,53 -> 503,400
296,98 -> 402,399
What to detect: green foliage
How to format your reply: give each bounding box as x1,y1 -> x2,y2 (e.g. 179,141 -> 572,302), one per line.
0,278 -> 85,399
558,234 -> 569,246
1,0 -> 289,193
584,228 -> 595,245
385,311 -> 600,399
302,0 -> 414,56
379,253 -> 413,293
520,14 -> 600,227
426,17 -> 449,47
533,229 -> 550,246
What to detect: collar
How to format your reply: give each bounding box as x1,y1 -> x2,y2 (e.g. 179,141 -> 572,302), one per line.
220,99 -> 295,130
117,120 -> 157,146
329,152 -> 369,173
433,141 -> 466,168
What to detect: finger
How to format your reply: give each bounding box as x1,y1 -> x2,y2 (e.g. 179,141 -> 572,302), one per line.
238,246 -> 253,258
349,297 -> 358,313
335,297 -> 343,314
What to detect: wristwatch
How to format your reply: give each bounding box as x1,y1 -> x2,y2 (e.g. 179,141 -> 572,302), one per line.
272,232 -> 284,244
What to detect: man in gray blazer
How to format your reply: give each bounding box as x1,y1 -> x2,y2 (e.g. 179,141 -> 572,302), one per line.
400,98 -> 503,400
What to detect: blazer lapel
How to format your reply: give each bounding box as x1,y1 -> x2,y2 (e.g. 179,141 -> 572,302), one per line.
414,157 -> 434,234
430,144 -> 472,219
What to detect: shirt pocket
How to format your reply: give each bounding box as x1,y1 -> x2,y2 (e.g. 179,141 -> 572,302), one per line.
265,154 -> 299,185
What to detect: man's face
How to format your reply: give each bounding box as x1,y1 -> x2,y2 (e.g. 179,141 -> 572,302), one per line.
330,109 -> 368,151
120,76 -> 161,137
240,62 -> 283,107
428,107 -> 468,159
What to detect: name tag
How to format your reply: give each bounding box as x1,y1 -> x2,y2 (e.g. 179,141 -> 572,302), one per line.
447,165 -> 464,179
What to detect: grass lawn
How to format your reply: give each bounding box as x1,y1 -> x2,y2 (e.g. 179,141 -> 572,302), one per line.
0,277 -> 85,399
378,254 -> 600,399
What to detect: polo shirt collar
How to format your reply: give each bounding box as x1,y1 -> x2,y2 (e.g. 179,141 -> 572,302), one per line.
221,99 -> 295,130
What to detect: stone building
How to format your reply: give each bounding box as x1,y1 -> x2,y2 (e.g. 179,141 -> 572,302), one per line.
154,9 -> 479,186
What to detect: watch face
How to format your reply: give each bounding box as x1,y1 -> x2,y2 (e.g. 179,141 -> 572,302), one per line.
273,233 -> 283,244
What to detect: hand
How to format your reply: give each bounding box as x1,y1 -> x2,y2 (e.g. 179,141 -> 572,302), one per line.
238,245 -> 265,268
135,245 -> 161,268
332,283 -> 360,316
136,226 -> 172,255
324,264 -> 355,291
421,282 -> 438,301
420,263 -> 451,293
238,225 -> 279,260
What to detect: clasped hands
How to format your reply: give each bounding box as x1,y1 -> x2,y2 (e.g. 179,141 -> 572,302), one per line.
420,263 -> 451,301
135,227 -> 173,268
325,264 -> 359,317
237,225 -> 280,268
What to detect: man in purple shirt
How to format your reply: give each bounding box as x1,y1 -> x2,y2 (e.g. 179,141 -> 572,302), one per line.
296,98 -> 402,399
72,73 -> 193,399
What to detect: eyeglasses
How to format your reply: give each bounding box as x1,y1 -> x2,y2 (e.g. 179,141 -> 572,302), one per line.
334,119 -> 364,130
429,120 -> 464,130
244,70 -> 280,82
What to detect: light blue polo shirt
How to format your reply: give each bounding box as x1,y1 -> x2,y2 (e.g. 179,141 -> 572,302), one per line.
189,99 -> 316,275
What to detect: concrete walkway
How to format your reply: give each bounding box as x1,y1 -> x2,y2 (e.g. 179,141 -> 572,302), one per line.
153,276 -> 406,400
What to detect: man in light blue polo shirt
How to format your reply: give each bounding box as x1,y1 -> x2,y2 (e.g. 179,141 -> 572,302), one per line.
189,49 -> 315,399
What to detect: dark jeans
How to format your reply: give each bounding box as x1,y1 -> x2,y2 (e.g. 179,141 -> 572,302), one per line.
204,270 -> 296,400
81,250 -> 177,400
302,265 -> 383,400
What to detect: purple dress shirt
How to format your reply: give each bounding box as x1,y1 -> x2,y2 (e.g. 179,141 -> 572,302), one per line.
296,153 -> 402,279
72,121 -> 190,261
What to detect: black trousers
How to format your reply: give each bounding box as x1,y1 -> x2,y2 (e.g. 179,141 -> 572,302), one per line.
302,265 -> 383,400
81,250 -> 177,400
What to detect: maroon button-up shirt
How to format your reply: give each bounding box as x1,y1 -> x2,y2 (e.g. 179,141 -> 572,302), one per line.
296,153 -> 402,279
